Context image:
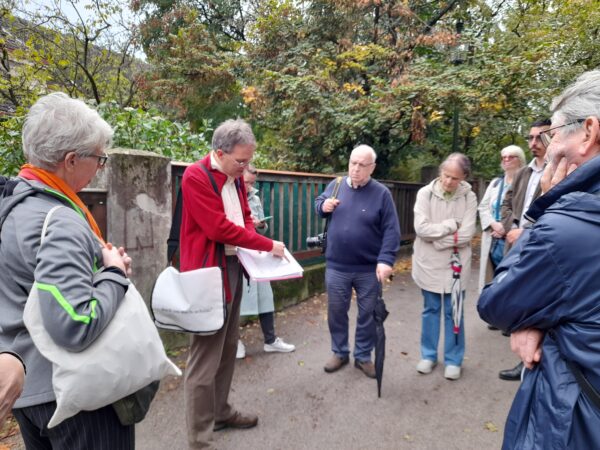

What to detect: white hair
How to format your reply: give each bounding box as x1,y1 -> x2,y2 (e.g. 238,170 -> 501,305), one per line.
351,144 -> 377,163
550,69 -> 600,135
22,92 -> 113,170
501,145 -> 526,166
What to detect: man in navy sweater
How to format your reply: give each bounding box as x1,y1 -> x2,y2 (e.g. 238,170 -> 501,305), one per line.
315,145 -> 401,378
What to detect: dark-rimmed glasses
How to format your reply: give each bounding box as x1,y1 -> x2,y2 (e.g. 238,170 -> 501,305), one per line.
88,153 -> 109,167
539,119 -> 585,148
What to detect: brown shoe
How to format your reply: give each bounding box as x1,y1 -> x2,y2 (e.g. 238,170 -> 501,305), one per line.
214,411 -> 258,431
323,355 -> 349,373
355,360 -> 376,379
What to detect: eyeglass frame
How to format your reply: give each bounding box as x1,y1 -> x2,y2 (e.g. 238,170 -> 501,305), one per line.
539,119 -> 585,148
220,150 -> 253,168
349,160 -> 375,169
83,153 -> 109,167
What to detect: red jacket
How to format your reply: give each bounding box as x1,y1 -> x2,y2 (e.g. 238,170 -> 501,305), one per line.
179,155 -> 273,302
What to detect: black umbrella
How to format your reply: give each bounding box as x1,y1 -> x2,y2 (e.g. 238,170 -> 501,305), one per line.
373,282 -> 389,398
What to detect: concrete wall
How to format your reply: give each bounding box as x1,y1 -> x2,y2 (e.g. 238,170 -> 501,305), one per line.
88,148 -> 172,302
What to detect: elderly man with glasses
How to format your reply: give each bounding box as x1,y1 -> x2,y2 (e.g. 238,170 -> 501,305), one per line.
180,119 -> 286,449
315,144 -> 400,378
479,69 -> 600,449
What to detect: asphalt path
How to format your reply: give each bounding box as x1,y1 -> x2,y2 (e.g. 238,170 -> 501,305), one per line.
136,264 -> 520,450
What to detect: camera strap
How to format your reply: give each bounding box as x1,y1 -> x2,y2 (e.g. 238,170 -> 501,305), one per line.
323,176 -> 343,234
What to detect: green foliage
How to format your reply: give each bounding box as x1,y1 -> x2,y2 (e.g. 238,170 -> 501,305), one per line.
6,0 -> 143,109
97,102 -> 212,162
140,14 -> 243,127
0,102 -> 210,176
8,0 -> 600,180
0,115 -> 25,176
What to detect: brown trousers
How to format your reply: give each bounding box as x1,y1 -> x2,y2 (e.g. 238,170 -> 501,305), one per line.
184,257 -> 243,449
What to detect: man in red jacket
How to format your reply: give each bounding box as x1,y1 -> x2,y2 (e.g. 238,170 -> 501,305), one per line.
181,119 -> 285,449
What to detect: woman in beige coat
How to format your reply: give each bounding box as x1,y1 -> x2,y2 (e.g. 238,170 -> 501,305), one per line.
412,153 -> 477,380
477,145 -> 525,294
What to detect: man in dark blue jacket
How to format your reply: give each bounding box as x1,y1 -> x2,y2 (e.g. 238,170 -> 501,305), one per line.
315,145 -> 400,378
478,69 -> 600,449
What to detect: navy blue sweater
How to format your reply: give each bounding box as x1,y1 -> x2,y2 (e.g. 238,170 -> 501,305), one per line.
315,177 -> 401,272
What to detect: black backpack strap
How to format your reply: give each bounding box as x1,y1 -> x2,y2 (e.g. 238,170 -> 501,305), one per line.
199,165 -> 226,270
167,188 -> 183,264
166,163 -> 223,265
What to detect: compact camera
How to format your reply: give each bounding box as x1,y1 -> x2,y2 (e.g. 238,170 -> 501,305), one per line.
306,232 -> 327,253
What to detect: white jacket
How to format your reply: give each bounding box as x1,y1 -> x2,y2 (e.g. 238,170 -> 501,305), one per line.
411,178 -> 477,294
477,177 -> 504,294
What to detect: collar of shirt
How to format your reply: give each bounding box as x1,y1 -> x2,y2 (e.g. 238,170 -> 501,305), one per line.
210,151 -> 235,183
346,176 -> 371,189
528,158 -> 546,173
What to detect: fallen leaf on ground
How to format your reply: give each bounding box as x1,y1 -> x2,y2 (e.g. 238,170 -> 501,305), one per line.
484,421 -> 499,432
0,416 -> 19,440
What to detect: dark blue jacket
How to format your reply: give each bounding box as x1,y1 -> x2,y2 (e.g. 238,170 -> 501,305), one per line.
478,154 -> 600,450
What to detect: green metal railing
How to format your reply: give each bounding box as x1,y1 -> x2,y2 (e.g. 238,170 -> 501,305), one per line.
171,163 -> 422,265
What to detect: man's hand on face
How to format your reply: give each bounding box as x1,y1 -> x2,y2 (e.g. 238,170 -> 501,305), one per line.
510,328 -> 544,369
506,228 -> 523,245
540,157 -> 578,195
0,353 -> 25,427
322,198 -> 340,213
376,263 -> 393,283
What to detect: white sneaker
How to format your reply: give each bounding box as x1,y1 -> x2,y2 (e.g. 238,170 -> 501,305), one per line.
236,340 -> 246,359
264,337 -> 295,353
444,365 -> 462,380
416,359 -> 437,374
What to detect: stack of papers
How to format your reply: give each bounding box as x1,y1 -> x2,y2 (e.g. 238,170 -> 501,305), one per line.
236,247 -> 304,281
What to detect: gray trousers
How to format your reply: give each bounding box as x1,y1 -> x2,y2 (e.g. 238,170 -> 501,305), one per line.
184,257 -> 243,449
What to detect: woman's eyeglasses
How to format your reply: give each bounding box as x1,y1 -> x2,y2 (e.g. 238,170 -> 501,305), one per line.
85,153 -> 109,167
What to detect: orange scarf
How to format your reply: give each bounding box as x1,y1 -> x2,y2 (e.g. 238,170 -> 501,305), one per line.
19,163 -> 105,244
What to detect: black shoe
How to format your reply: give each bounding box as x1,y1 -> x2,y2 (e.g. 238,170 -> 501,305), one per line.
499,362 -> 524,381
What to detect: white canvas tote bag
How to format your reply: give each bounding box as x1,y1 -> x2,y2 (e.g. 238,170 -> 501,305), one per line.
151,265 -> 226,334
23,205 -> 181,428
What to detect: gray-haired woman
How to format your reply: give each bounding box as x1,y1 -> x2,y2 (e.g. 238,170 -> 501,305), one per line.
0,92 -> 134,449
477,145 -> 526,294
411,153 -> 478,380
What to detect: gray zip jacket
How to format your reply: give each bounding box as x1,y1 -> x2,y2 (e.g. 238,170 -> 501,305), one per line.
0,180 -> 129,408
